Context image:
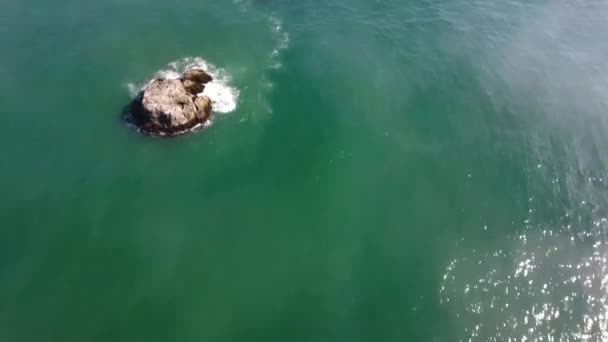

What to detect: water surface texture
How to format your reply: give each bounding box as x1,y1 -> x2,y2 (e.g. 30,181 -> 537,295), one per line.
2,0 -> 608,341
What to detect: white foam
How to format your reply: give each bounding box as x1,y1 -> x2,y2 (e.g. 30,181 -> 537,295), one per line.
268,16 -> 290,70
202,82 -> 237,113
128,57 -> 239,115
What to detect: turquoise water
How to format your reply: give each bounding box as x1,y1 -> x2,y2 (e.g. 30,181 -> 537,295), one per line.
2,0 -> 608,340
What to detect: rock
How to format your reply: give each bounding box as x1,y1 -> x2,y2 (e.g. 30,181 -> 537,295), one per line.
183,79 -> 205,95
194,95 -> 212,123
129,74 -> 214,136
127,68 -> 216,136
182,69 -> 213,84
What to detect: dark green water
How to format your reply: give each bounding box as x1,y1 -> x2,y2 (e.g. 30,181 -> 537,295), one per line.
2,0 -> 608,341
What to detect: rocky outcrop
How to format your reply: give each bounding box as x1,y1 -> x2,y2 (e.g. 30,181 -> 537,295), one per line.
183,79 -> 205,95
129,69 -> 213,136
183,69 -> 213,84
194,96 -> 212,122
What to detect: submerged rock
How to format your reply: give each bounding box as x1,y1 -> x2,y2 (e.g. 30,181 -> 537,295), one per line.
128,69 -> 213,136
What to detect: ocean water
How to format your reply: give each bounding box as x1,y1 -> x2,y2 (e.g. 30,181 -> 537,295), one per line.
2,0 -> 608,341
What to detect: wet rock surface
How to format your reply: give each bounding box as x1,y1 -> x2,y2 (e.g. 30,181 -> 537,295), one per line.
128,69 -> 213,136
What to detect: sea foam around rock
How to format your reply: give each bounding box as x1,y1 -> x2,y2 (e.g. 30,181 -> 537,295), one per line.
129,57 -> 239,115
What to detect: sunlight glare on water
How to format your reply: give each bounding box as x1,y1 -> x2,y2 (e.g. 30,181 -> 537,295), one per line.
442,219 -> 608,341
2,0 -> 608,341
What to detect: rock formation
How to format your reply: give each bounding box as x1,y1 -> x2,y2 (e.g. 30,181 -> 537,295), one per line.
129,68 -> 213,136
